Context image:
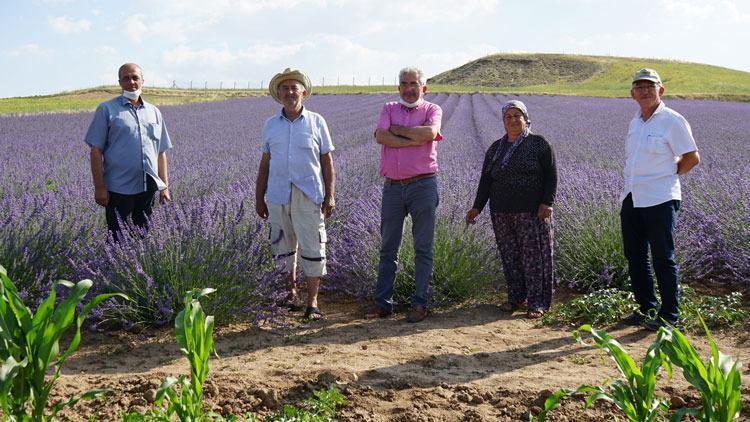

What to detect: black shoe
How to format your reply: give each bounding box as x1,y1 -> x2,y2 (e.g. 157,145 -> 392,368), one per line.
621,312 -> 646,326
643,318 -> 678,331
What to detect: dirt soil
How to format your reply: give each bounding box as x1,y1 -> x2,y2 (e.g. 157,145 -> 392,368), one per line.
53,300 -> 750,421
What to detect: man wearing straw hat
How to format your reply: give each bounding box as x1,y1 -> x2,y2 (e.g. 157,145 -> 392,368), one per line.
620,68 -> 700,331
255,68 -> 336,321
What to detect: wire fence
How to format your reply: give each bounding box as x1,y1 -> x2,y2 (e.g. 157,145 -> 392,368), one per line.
147,75 -> 402,90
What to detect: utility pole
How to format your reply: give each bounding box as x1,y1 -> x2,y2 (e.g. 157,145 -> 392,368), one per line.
204,81 -> 208,89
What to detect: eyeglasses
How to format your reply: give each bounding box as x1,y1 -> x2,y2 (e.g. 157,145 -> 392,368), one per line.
399,81 -> 422,88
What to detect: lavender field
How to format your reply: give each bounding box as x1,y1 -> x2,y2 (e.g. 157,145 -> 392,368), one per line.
1,93 -> 748,326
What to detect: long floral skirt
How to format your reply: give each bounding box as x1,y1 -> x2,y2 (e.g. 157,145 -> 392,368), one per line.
490,211 -> 555,311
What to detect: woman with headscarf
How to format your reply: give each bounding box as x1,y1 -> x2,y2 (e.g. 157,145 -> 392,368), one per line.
465,100 -> 558,318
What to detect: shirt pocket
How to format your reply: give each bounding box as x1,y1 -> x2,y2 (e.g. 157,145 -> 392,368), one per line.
295,132 -> 317,151
646,135 -> 670,155
147,122 -> 163,142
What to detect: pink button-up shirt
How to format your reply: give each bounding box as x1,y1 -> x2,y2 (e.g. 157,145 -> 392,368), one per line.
376,101 -> 443,179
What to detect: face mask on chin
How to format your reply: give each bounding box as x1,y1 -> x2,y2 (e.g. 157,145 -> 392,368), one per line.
398,97 -> 423,108
122,89 -> 141,101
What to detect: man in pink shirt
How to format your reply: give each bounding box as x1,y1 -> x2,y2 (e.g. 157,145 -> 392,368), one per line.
371,66 -> 443,323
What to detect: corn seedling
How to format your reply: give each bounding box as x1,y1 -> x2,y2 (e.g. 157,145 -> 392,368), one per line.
659,317 -> 742,421
0,264 -> 127,421
152,288 -> 218,421
537,324 -> 671,421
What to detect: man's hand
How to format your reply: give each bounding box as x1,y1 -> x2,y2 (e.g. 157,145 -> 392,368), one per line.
537,204 -> 553,220
94,186 -> 109,207
465,208 -> 480,225
256,199 -> 269,220
322,197 -> 336,219
159,188 -> 171,204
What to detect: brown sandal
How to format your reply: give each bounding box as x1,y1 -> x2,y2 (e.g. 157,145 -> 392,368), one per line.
500,300 -> 527,313
527,309 -> 545,319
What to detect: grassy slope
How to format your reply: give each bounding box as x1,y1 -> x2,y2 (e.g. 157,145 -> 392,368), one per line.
427,54 -> 750,100
0,85 -> 400,115
2,54 -> 749,115
0,86 -> 269,115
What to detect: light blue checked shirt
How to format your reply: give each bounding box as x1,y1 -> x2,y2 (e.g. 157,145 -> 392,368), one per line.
261,107 -> 334,205
84,95 -> 172,194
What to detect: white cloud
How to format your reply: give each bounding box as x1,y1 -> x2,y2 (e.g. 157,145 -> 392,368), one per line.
125,15 -> 148,43
163,45 -> 238,66
7,43 -> 52,57
94,45 -> 117,55
162,41 -> 315,67
47,16 -> 92,34
315,34 -> 398,63
415,0 -> 499,23
659,0 -> 749,22
660,0 -> 716,17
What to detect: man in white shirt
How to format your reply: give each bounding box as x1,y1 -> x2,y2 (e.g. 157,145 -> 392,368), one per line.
255,68 -> 336,321
619,68 -> 700,330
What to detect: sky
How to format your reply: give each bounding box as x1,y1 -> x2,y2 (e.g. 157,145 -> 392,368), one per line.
1,0 -> 749,98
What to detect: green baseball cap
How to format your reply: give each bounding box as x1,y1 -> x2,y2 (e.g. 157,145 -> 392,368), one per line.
632,68 -> 661,84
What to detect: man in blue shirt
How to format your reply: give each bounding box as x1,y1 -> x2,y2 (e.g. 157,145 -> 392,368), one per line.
84,63 -> 172,241
255,68 -> 336,320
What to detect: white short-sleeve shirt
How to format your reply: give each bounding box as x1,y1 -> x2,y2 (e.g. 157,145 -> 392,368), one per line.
620,102 -> 698,208
261,107 -> 334,205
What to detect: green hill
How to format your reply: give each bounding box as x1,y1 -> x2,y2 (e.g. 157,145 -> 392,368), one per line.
427,53 -> 750,100
2,54 -> 749,115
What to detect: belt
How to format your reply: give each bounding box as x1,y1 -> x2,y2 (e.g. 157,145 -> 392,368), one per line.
385,173 -> 436,185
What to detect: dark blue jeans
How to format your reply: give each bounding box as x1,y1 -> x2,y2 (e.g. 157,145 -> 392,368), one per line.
375,176 -> 438,311
620,194 -> 680,323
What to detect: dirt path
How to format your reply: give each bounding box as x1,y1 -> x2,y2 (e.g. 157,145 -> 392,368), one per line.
55,301 -> 750,421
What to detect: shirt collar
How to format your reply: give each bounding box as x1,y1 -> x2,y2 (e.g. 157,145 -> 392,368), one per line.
635,101 -> 665,121
118,95 -> 145,109
279,105 -> 307,122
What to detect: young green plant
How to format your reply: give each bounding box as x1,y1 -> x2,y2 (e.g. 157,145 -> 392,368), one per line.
152,288 -> 218,421
0,264 -> 128,421
537,324 -> 671,422
659,318 -> 742,421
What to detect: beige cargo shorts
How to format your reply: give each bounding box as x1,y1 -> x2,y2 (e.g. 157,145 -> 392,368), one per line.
267,185 -> 327,277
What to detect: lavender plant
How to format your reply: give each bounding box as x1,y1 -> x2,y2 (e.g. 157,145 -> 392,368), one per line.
1,94 -> 748,328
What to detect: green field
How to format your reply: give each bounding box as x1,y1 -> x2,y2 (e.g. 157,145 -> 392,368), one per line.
2,54 -> 749,115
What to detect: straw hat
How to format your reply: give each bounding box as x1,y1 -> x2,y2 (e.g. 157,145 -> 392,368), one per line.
268,68 -> 312,104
